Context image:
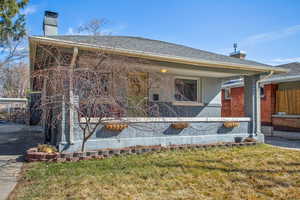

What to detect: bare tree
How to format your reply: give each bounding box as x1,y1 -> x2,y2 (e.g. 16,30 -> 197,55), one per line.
0,38 -> 27,69
0,38 -> 28,99
1,61 -> 29,97
32,44 -> 165,151
77,18 -> 109,36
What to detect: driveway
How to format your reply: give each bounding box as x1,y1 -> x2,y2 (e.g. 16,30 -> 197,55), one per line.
265,136 -> 300,150
0,122 -> 43,200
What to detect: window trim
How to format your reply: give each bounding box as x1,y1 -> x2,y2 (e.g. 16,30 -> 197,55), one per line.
224,88 -> 231,100
260,86 -> 265,98
173,76 -> 202,105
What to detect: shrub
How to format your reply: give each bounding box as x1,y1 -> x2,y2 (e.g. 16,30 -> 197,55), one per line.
37,144 -> 58,153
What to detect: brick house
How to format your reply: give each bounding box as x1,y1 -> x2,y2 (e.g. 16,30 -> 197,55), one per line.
222,62 -> 300,132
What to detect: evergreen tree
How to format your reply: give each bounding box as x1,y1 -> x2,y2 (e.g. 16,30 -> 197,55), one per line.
0,0 -> 28,69
0,0 -> 28,45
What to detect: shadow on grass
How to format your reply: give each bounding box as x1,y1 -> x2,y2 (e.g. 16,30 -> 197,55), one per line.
267,161 -> 300,166
155,158 -> 300,189
194,159 -> 300,174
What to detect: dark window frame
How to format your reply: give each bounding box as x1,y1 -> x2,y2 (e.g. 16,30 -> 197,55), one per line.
174,77 -> 199,102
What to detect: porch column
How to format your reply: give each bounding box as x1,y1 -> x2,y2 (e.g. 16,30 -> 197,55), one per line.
69,47 -> 78,144
244,75 -> 261,137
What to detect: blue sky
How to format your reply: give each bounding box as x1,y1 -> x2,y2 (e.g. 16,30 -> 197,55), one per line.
24,0 -> 300,65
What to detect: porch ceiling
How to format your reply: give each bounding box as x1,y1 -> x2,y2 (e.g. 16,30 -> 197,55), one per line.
148,65 -> 239,78
147,60 -> 262,78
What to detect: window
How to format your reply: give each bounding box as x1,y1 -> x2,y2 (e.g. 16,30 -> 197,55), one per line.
260,86 -> 265,98
174,78 -> 198,102
224,88 -> 231,100
77,72 -> 112,99
99,73 -> 111,96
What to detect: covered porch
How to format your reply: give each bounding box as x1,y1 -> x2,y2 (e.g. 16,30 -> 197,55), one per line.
58,54 -> 271,152
28,36 -> 287,152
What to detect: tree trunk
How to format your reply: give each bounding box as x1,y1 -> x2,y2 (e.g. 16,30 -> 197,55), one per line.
81,139 -> 86,152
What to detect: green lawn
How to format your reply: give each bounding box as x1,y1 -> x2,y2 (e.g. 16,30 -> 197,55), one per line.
10,144 -> 300,200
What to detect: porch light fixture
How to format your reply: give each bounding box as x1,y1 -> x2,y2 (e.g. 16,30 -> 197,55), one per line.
160,69 -> 168,73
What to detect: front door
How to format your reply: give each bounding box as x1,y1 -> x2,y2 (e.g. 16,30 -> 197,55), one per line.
127,72 -> 149,117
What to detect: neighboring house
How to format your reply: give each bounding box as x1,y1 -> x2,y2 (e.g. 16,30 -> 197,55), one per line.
0,98 -> 27,122
222,62 -> 300,132
28,11 -> 286,152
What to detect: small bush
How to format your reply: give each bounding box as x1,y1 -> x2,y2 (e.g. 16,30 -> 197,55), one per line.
223,122 -> 240,128
171,122 -> 189,129
37,144 -> 58,153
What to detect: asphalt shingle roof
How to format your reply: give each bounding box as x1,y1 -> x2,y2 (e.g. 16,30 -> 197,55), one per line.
43,35 -> 271,68
272,62 -> 300,78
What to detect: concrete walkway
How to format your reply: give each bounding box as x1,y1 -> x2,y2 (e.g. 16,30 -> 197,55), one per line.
0,122 -> 43,200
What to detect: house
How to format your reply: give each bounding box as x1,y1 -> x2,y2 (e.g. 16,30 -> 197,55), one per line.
222,62 -> 300,133
28,11 -> 287,152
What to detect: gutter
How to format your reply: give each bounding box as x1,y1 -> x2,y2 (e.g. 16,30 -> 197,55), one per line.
222,73 -> 300,89
261,74 -> 300,84
29,36 -> 288,74
258,70 -> 274,83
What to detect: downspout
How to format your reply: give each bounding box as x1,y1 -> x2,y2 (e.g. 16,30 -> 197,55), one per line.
255,70 -> 274,135
69,47 -> 78,144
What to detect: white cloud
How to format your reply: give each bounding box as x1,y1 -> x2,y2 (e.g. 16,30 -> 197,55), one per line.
269,57 -> 300,64
215,24 -> 300,55
22,5 -> 37,15
66,27 -> 76,35
241,25 -> 300,46
65,27 -> 89,35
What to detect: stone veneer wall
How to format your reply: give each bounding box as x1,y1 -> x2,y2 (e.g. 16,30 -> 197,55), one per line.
47,96 -> 258,152
58,117 -> 253,152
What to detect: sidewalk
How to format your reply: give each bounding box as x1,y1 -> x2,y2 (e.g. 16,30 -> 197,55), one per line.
270,131 -> 300,140
0,156 -> 23,200
0,122 -> 43,200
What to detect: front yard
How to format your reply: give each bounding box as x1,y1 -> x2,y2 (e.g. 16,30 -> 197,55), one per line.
10,144 -> 300,200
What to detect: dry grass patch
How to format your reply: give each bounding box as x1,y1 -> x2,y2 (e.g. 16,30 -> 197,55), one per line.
10,144 -> 300,200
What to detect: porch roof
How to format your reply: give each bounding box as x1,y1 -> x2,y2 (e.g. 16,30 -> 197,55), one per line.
222,62 -> 300,88
29,35 -> 288,74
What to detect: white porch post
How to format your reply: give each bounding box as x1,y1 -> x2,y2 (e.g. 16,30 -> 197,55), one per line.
69,47 -> 78,144
244,75 -> 262,138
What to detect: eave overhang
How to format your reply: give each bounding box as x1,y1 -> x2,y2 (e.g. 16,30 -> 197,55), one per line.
222,75 -> 300,89
29,36 -> 289,75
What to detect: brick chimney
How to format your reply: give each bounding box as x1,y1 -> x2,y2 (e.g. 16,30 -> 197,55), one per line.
43,11 -> 58,36
230,50 -> 246,59
229,43 -> 246,59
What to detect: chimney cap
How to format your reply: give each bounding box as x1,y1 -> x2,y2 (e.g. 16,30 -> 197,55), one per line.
44,10 -> 58,18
